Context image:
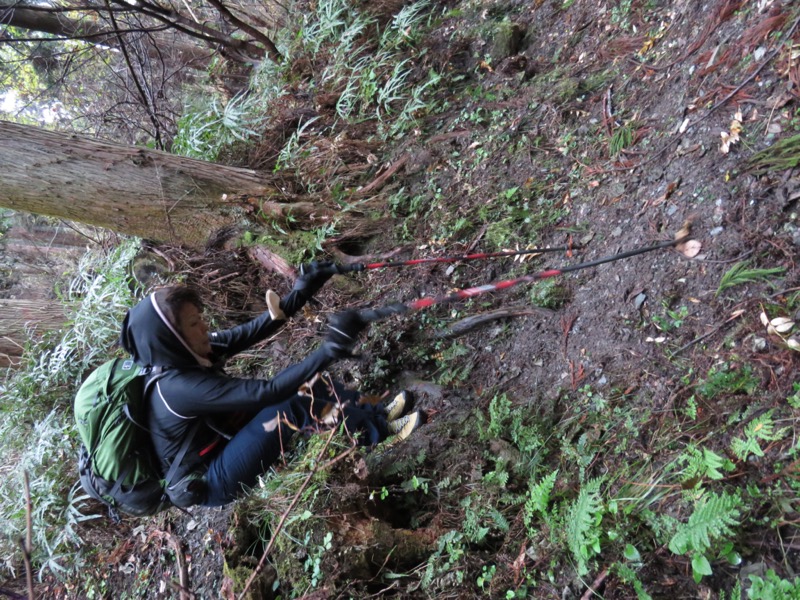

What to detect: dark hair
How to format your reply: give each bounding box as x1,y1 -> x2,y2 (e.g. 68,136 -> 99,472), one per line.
154,286 -> 203,328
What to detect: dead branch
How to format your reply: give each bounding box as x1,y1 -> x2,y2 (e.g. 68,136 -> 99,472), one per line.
325,245 -> 408,265
248,246 -> 296,278
20,472 -> 34,600
356,154 -> 409,196
237,427 -> 345,600
579,567 -> 609,600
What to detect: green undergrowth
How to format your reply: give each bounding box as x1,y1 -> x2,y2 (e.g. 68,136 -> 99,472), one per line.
224,360 -> 800,598
0,239 -> 143,580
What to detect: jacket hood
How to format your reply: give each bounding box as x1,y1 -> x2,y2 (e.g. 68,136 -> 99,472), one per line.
120,291 -> 210,368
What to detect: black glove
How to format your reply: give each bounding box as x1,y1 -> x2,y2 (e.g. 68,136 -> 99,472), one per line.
321,310 -> 369,359
280,261 -> 341,317
293,261 -> 340,298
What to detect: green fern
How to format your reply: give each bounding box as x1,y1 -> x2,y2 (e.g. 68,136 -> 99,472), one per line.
747,569 -> 800,599
566,478 -> 604,576
680,445 -> 734,485
730,410 -> 787,461
482,393 -> 512,440
524,470 -> 558,533
716,261 -> 785,296
668,492 -> 742,556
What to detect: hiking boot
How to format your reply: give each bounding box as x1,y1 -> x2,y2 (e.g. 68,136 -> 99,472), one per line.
387,411 -> 424,441
384,390 -> 413,421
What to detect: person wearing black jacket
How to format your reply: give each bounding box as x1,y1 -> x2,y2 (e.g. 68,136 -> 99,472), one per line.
119,262 -> 421,507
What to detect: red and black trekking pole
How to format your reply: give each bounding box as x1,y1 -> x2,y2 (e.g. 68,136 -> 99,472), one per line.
354,236 -> 692,323
335,246 -> 577,272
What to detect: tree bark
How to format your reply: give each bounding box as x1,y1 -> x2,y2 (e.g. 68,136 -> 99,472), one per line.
0,121 -> 338,247
0,299 -> 67,368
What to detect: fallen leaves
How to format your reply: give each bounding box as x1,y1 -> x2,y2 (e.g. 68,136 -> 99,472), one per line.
674,218 -> 702,257
760,310 -> 800,351
720,110 -> 743,154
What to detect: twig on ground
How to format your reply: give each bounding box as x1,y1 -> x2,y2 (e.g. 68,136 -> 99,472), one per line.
670,309 -> 745,357
237,427 -> 346,600
356,155 -> 409,196
696,249 -> 754,264
580,567 -> 609,600
769,286 -> 800,299
20,472 -> 34,600
153,530 -> 193,599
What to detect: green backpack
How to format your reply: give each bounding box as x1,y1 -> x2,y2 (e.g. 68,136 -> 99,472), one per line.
75,357 -> 204,520
75,357 -> 171,519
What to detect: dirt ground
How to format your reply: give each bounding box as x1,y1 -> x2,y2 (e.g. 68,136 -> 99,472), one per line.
35,0 -> 800,598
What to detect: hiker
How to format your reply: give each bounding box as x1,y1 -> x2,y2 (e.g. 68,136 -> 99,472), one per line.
118,262 -> 421,507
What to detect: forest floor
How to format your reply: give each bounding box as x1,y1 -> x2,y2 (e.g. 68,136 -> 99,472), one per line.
36,0 -> 800,598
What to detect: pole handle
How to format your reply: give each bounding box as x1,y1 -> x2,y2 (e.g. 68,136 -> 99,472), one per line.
336,263 -> 365,273
358,303 -> 408,323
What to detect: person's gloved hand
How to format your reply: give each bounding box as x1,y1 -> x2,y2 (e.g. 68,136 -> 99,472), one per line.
293,261 -> 340,299
280,261 -> 341,317
321,310 -> 369,359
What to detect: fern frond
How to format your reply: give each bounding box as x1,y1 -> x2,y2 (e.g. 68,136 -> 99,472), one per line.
731,410 -> 788,461
731,436 -> 763,461
525,470 -> 558,519
566,478 -> 604,576
668,492 -> 742,555
681,445 -> 732,483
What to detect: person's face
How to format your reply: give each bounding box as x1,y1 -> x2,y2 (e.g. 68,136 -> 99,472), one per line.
177,303 -> 211,359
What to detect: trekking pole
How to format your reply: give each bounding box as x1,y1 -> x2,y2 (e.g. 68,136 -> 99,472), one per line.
335,246 -> 578,273
355,236 -> 691,322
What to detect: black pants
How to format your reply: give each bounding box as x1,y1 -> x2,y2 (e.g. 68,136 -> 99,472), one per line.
203,380 -> 388,506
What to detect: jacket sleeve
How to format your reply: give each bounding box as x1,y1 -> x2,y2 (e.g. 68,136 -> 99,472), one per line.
158,347 -> 334,415
209,311 -> 287,358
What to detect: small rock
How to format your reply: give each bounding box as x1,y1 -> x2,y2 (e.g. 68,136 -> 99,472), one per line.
749,336 -> 767,352
634,292 -> 647,310
709,226 -> 724,236
611,226 -> 623,237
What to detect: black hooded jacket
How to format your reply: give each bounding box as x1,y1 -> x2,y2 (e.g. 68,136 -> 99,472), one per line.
119,291 -> 334,478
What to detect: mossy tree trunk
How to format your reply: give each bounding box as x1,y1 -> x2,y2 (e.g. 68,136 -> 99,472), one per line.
0,121 -> 346,247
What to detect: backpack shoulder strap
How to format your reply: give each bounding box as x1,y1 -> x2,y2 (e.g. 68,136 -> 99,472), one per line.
122,366 -> 170,436
163,419 -> 202,487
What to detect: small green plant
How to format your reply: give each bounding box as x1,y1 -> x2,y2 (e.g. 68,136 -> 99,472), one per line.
678,445 -> 734,486
652,303 -> 688,332
684,395 -> 698,420
303,531 -> 333,587
611,0 -> 633,27
668,491 -> 742,583
696,364 -> 759,399
716,261 -> 785,296
434,342 -> 472,385
747,569 -> 800,599
524,470 -> 558,534
477,564 -> 496,592
787,383 -> 800,409
566,478 -> 604,576
730,410 -> 787,461
609,122 -> 635,156
482,393 -> 512,440
274,115 -> 321,171
421,530 -> 466,590
529,279 -> 570,309
172,93 -> 265,161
